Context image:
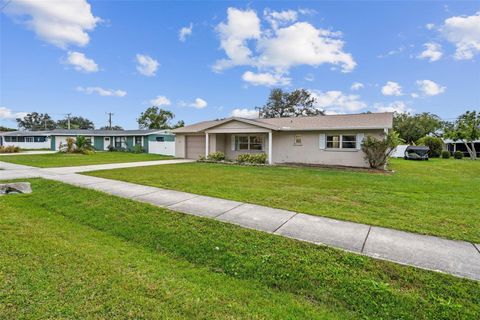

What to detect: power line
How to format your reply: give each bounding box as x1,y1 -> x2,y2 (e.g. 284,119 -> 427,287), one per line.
106,112 -> 114,130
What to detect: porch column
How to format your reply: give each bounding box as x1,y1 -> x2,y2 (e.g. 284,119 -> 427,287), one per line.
268,130 -> 272,165
205,132 -> 209,157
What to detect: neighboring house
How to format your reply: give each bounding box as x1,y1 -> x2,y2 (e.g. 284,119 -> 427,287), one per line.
173,112 -> 393,168
0,129 -> 175,155
443,139 -> 480,157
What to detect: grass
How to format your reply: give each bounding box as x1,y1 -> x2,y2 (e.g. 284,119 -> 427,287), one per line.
1,179 -> 479,319
0,152 -> 173,168
86,158 -> 480,243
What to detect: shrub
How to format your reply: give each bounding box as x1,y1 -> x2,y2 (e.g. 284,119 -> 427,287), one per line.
361,131 -> 401,169
441,150 -> 451,159
236,153 -> 267,164
416,136 -> 443,157
0,145 -> 20,153
207,152 -> 226,161
132,144 -> 144,154
454,151 -> 463,159
198,155 -> 206,161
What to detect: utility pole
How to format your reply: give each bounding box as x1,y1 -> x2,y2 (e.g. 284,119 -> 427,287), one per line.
66,113 -> 72,130
106,112 -> 114,130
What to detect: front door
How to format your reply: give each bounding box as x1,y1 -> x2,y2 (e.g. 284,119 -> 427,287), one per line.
104,137 -> 111,151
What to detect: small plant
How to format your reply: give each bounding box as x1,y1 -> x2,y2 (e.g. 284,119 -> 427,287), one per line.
361,131 -> 401,169
236,153 -> 267,164
441,150 -> 451,159
207,152 -> 226,161
416,136 -> 443,158
132,144 -> 144,154
454,151 -> 463,159
198,155 -> 206,161
0,145 -> 20,153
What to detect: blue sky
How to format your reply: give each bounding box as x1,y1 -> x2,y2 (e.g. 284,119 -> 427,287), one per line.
1,1 -> 479,129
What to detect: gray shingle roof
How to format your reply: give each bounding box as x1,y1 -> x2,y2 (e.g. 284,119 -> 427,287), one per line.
173,112 -> 393,133
0,129 -> 172,137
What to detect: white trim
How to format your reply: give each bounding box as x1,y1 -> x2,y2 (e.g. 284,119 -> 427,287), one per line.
231,135 -> 235,151
205,132 -> 209,157
268,131 -> 272,164
319,133 -> 326,149
356,133 -> 364,150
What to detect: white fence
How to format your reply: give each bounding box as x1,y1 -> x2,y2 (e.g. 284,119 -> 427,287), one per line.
148,141 -> 175,156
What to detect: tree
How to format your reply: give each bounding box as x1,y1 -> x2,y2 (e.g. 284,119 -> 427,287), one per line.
137,107 -> 184,129
256,89 -> 324,118
444,110 -> 479,160
0,126 -> 16,132
99,125 -> 124,130
361,131 -> 402,169
393,112 -> 443,144
16,112 -> 56,131
57,116 -> 95,130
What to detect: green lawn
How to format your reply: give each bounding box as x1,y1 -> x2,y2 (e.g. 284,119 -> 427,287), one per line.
0,152 -> 173,168
86,158 -> 480,243
1,179 -> 478,319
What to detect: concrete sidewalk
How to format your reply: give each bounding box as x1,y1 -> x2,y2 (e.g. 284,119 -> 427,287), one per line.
0,151 -> 55,156
1,160 -> 479,281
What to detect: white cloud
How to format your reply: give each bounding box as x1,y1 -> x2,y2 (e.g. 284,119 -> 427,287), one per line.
179,23 -> 193,42
242,71 -> 291,86
0,107 -> 28,120
65,51 -> 98,72
190,98 -> 208,109
411,93 -> 419,98
136,54 -> 159,76
304,73 -> 315,81
416,80 -> 446,96
381,81 -> 403,96
150,95 -> 171,106
374,101 -> 412,113
418,42 -> 443,62
264,9 -> 298,29
4,0 -> 100,49
350,82 -> 364,90
310,90 -> 367,114
77,86 -> 126,97
213,7 -> 356,80
230,108 -> 259,118
425,23 -> 435,30
441,12 -> 480,60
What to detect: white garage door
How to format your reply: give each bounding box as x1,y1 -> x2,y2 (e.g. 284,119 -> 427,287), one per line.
185,135 -> 205,159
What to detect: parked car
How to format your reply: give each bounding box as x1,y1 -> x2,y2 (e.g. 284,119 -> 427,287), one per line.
404,146 -> 430,160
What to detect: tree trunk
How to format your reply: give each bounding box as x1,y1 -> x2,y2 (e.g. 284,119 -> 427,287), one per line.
462,140 -> 475,160
471,141 -> 477,160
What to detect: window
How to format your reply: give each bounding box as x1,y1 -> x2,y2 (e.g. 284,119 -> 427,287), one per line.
18,137 -> 25,142
235,135 -> 264,151
326,134 -> 357,149
11,137 -> 17,142
294,134 -> 302,145
342,135 -> 356,149
34,136 -> 46,142
4,137 -> 11,142
114,136 -> 126,148
135,136 -> 143,145
105,137 -> 110,141
155,136 -> 164,142
326,135 -> 340,148
25,137 -> 34,143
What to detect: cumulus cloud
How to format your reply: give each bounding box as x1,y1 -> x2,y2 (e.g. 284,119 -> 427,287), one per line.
230,108 -> 259,118
242,71 -> 291,86
65,51 -> 98,72
4,0 -> 101,49
310,90 -> 367,114
418,42 -> 443,62
150,95 -> 171,106
77,86 -> 126,97
441,12 -> 480,60
190,98 -> 208,109
416,80 -> 446,96
381,81 -> 403,96
179,23 -> 193,42
136,54 -> 159,76
425,23 -> 435,30
374,101 -> 412,113
0,106 -> 28,120
213,7 -> 355,86
350,82 -> 364,90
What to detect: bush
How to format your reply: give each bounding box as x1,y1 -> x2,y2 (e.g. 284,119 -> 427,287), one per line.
441,150 -> 451,159
416,136 -> 443,157
454,151 -> 463,159
361,131 -> 401,169
236,153 -> 267,164
207,152 -> 226,161
132,144 -> 144,154
0,145 -> 20,153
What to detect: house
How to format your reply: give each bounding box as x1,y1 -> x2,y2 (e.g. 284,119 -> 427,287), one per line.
0,129 -> 175,155
173,112 -> 393,168
443,139 -> 480,157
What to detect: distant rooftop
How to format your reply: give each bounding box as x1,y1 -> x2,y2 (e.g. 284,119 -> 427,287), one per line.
0,129 -> 173,137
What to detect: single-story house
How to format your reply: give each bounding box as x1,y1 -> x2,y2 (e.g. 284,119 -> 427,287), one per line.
443,139 -> 480,157
173,112 -> 393,168
0,129 -> 175,155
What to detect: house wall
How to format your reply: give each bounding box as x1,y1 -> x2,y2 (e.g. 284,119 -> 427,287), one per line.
271,130 -> 384,167
147,134 -> 175,155
94,136 -> 104,150
1,140 -> 51,150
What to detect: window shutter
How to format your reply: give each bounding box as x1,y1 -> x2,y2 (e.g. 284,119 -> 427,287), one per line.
319,133 -> 326,149
356,133 -> 364,150
231,135 -> 236,151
